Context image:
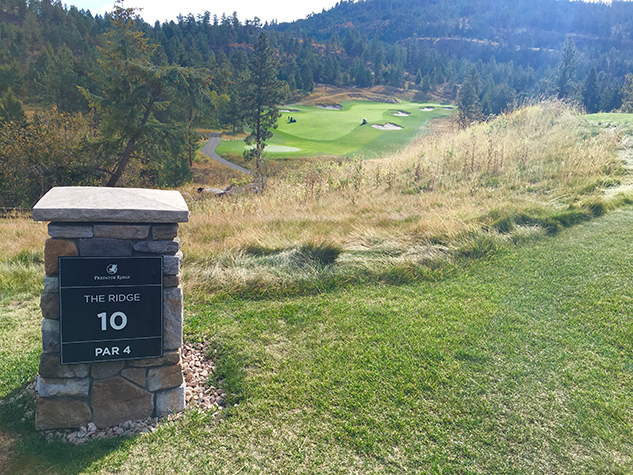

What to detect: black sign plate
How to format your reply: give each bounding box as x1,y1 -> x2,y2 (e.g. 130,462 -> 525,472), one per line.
59,256 -> 163,364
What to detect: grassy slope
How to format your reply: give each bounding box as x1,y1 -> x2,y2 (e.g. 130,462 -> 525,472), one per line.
216,101 -> 454,159
3,208 -> 633,473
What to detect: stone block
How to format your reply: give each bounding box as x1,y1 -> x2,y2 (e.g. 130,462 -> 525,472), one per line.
39,353 -> 89,378
37,376 -> 90,397
133,238 -> 180,255
155,383 -> 186,417
121,367 -> 147,387
164,274 -> 181,288
78,238 -> 133,257
48,224 -> 94,239
43,276 -> 58,293
152,224 -> 178,240
44,239 -> 78,275
32,187 -> 190,223
42,319 -> 60,353
163,251 -> 183,275
94,224 -> 150,240
35,397 -> 91,430
92,377 -> 153,428
92,361 -> 125,379
164,286 -> 183,351
127,349 -> 181,368
147,364 -> 183,392
40,292 -> 59,320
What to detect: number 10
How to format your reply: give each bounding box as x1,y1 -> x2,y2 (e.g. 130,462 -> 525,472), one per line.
97,311 -> 128,331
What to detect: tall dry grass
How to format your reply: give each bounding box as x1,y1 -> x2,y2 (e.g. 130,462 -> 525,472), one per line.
181,101 -> 630,298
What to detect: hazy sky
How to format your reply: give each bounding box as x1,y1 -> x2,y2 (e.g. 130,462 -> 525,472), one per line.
68,0 -> 340,24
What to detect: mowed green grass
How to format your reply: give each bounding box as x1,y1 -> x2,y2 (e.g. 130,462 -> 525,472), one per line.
3,207 -> 633,473
585,112 -> 633,125
216,101 -> 454,159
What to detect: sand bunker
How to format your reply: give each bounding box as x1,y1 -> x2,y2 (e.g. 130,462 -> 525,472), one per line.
317,104 -> 343,110
372,123 -> 403,131
420,107 -> 435,112
246,145 -> 301,153
392,111 -> 411,117
442,107 -> 453,110
280,109 -> 299,113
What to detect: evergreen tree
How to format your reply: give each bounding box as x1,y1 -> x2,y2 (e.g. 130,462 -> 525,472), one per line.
457,78 -> 482,128
0,87 -> 26,126
620,74 -> 633,113
242,32 -> 287,180
556,38 -> 578,99
581,67 -> 600,113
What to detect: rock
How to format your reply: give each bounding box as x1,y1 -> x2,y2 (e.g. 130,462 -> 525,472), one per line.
87,422 -> 97,433
92,361 -> 125,379
163,252 -> 183,276
41,319 -> 60,353
91,377 -> 153,428
164,274 -> 181,288
45,239 -> 78,275
43,276 -> 58,293
35,398 -> 91,430
121,368 -> 147,387
152,224 -> 179,240
40,293 -> 59,320
39,353 -> 89,378
78,238 -> 133,257
127,349 -> 181,368
94,225 -> 150,240
155,383 -> 186,417
37,376 -> 90,397
133,238 -> 181,255
164,287 -> 183,351
48,224 -> 94,239
147,364 -> 183,392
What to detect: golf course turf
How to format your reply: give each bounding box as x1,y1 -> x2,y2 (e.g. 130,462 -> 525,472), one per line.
215,100 -> 454,159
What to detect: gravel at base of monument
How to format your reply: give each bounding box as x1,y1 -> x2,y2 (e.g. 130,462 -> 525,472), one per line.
29,342 -> 224,445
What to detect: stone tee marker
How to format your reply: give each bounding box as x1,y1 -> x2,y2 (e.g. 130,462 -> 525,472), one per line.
32,187 -> 189,430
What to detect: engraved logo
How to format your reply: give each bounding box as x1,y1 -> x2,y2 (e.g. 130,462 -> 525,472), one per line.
106,264 -> 118,275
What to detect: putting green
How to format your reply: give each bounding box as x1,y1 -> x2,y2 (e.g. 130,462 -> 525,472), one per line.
216,100 -> 454,159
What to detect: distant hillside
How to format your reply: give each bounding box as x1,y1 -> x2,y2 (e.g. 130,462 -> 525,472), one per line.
275,0 -> 633,72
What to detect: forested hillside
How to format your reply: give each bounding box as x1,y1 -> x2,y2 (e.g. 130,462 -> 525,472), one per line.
2,0 -> 632,118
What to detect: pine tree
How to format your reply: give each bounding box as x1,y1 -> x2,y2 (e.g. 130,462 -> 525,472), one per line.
556,38 -> 578,99
581,67 -> 600,113
620,74 -> 633,113
457,78 -> 482,128
0,87 -> 27,126
242,32 -> 287,181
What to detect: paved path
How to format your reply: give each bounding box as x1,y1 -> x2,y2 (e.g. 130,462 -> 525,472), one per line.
201,133 -> 253,175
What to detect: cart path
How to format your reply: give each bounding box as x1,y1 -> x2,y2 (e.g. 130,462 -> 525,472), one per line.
201,134 -> 253,175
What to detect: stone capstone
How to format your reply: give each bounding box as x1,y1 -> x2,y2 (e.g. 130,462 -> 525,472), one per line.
39,353 -> 89,378
41,319 -> 60,353
32,187 -> 189,223
152,224 -> 178,240
92,361 -> 125,379
44,239 -> 78,275
91,377 -> 153,428
121,367 -> 147,387
133,238 -> 180,255
94,224 -> 150,240
37,376 -> 90,397
35,397 -> 91,430
164,287 -> 183,350
48,224 -> 94,239
163,251 -> 183,275
40,292 -> 59,320
155,383 -> 186,417
147,364 -> 184,392
127,349 -> 181,368
78,238 -> 133,257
